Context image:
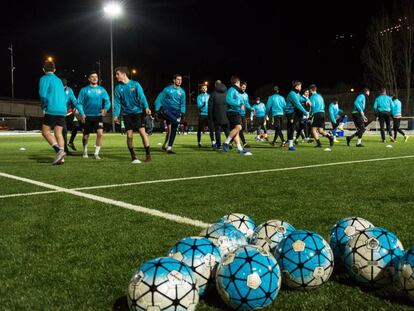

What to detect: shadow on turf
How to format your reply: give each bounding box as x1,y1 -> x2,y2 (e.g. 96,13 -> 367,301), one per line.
113,295 -> 128,311
331,267 -> 413,307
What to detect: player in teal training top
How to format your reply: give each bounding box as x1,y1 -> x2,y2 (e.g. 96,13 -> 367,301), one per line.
391,95 -> 409,142
252,97 -> 268,141
309,84 -> 333,149
39,60 -> 68,165
77,71 -> 111,160
114,66 -> 152,164
266,85 -> 286,146
196,84 -> 214,148
373,88 -> 394,143
154,74 -> 186,154
346,88 -> 370,147
239,82 -> 251,148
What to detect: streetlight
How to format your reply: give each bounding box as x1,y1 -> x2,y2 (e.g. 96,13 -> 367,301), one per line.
47,56 -> 54,62
131,69 -> 137,75
103,1 -> 123,132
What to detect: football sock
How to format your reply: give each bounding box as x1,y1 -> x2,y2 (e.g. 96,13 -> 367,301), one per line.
83,145 -> 88,155
145,146 -> 150,156
237,143 -> 243,151
94,146 -> 101,155
128,147 -> 136,158
357,139 -> 362,145
225,137 -> 232,144
52,144 -> 61,153
288,140 -> 293,148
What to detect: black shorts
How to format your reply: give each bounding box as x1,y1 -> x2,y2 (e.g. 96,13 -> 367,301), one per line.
312,112 -> 325,128
393,118 -> 401,129
123,114 -> 145,131
352,113 -> 365,130
43,114 -> 65,128
227,112 -> 242,128
255,117 -> 265,127
198,115 -> 209,127
84,116 -> 104,134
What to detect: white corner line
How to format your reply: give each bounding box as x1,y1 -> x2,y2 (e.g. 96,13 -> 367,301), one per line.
0,172 -> 210,229
72,155 -> 414,191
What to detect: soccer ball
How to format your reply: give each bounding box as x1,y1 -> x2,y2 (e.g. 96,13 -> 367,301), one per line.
216,245 -> 281,310
398,246 -> 414,301
329,217 -> 374,263
250,220 -> 296,253
169,237 -> 222,296
218,213 -> 257,239
344,227 -> 404,287
200,223 -> 248,256
127,257 -> 199,311
275,230 -> 334,289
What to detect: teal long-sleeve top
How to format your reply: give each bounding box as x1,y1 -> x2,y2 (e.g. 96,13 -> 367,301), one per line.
197,93 -> 210,116
285,90 -> 308,114
253,102 -> 267,118
328,103 -> 343,123
77,85 -> 111,117
226,86 -> 242,114
65,87 -> 77,110
39,72 -> 67,116
310,92 -> 325,114
373,95 -> 393,113
392,99 -> 402,117
113,80 -> 148,117
266,94 -> 286,116
352,94 -> 366,114
154,85 -> 186,114
239,93 -> 252,117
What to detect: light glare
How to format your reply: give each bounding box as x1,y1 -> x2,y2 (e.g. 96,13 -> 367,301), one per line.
104,3 -> 122,18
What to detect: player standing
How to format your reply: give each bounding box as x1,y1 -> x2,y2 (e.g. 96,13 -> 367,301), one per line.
266,86 -> 286,147
391,95 -> 409,142
113,67 -> 152,164
77,71 -> 111,159
373,88 -> 395,143
196,84 -> 214,147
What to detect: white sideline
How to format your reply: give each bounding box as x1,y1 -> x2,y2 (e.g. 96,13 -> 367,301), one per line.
73,155 -> 414,191
0,190 -> 62,199
0,172 -> 210,229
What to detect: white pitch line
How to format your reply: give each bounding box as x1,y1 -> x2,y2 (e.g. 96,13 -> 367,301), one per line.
0,172 -> 210,229
0,190 -> 61,199
73,155 -> 414,191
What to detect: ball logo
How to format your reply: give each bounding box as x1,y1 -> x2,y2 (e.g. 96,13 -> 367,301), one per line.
246,273 -> 262,289
366,238 -> 380,250
313,267 -> 325,278
171,252 -> 184,261
276,226 -> 286,234
168,270 -> 184,286
218,236 -> 230,247
222,253 -> 235,266
203,254 -> 217,267
282,270 -> 293,280
351,264 -> 361,275
131,271 -> 144,285
292,240 -> 306,252
344,226 -> 356,237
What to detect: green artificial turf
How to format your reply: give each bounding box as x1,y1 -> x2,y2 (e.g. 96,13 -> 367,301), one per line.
0,133 -> 413,310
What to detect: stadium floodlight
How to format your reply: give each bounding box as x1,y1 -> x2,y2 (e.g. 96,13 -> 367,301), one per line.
47,56 -> 53,62
103,1 -> 123,132
103,2 -> 123,18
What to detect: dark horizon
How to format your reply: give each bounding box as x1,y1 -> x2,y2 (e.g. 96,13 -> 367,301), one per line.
0,0 -> 392,101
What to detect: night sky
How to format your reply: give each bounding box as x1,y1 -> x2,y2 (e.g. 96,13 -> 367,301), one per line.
0,0 -> 392,101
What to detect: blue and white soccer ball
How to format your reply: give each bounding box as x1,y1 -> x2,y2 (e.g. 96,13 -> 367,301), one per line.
200,223 -> 248,256
329,217 -> 374,262
127,257 -> 199,311
250,219 -> 296,253
216,245 -> 281,310
168,237 -> 222,296
274,230 -> 334,289
218,213 -> 257,239
344,227 -> 404,287
398,246 -> 414,301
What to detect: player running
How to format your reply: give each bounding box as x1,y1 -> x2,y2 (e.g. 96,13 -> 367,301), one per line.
373,88 -> 395,143
39,60 -> 69,165
391,95 -> 409,142
155,74 -> 186,154
77,71 -> 111,159
266,86 -> 286,147
328,98 -> 348,142
346,88 -> 370,147
223,76 -> 252,155
309,84 -> 334,149
113,67 -> 152,164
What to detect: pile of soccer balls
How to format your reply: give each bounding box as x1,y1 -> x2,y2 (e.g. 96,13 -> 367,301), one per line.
127,214 -> 414,310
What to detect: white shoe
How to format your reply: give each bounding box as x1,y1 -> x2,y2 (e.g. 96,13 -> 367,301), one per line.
53,149 -> 66,165
131,159 -> 142,164
94,154 -> 101,160
83,154 -> 88,158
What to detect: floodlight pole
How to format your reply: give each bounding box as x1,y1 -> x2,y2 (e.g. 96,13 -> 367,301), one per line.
110,20 -> 115,132
8,44 -> 15,101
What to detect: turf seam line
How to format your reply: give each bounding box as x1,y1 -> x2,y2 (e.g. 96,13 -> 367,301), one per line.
0,172 -> 210,229
72,155 -> 414,191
